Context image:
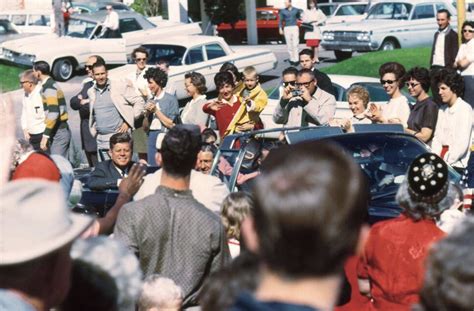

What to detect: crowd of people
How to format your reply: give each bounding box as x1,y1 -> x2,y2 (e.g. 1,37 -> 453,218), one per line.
1,3 -> 474,311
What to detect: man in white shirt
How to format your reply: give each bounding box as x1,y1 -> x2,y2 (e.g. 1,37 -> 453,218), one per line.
102,5 -> 120,38
20,69 -> 45,150
134,133 -> 230,213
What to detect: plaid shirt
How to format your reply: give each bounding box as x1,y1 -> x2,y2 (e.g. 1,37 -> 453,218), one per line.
114,185 -> 231,308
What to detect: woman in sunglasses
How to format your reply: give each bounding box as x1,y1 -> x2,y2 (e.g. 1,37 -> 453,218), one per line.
369,62 -> 410,127
454,20 -> 474,108
404,67 -> 439,145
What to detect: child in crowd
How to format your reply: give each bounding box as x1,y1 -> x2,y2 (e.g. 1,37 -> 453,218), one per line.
231,66 -> 268,133
221,192 -> 254,258
138,275 -> 183,311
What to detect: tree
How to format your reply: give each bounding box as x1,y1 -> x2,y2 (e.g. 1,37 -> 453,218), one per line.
131,0 -> 161,17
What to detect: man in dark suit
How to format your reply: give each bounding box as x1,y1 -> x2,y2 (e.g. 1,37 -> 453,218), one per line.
299,48 -> 336,97
430,9 -> 459,104
88,132 -> 134,191
70,55 -> 104,167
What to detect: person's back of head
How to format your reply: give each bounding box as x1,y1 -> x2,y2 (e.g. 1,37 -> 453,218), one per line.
221,192 -> 254,240
248,141 -> 368,278
416,216 -> 474,311
138,275 -> 183,311
161,125 -> 202,178
33,61 -> 50,76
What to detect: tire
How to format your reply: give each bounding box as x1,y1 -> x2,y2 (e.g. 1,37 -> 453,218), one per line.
334,50 -> 353,61
52,58 -> 75,81
380,39 -> 398,51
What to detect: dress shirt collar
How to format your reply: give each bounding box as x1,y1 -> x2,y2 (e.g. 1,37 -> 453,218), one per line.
437,25 -> 450,34
94,79 -> 111,93
153,89 -> 165,101
156,185 -> 193,197
220,95 -> 238,105
447,97 -> 463,113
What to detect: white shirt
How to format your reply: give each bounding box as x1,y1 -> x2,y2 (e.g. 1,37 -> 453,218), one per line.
181,94 -> 207,124
103,10 -> 119,30
381,95 -> 411,128
126,66 -> 150,97
432,27 -> 449,67
431,97 -> 473,168
456,40 -> 474,76
134,169 -> 230,213
21,84 -> 46,135
149,90 -> 165,130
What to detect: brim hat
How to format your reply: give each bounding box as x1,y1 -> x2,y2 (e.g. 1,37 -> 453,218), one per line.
407,153 -> 449,204
0,180 -> 94,265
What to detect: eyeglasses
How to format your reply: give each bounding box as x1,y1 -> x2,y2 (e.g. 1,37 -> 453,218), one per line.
463,29 -> 474,33
283,81 -> 296,87
380,79 -> 396,85
406,82 -> 420,88
135,58 -> 147,62
295,81 -> 313,87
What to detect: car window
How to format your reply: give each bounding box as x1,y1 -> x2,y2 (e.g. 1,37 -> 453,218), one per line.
257,10 -> 276,20
333,83 -> 345,101
319,4 -> 337,16
29,14 -> 48,26
0,15 -> 9,20
335,4 -> 367,16
11,14 -> 27,26
367,2 -> 412,20
412,4 -> 435,19
0,20 -> 16,34
185,46 -> 204,65
66,19 -> 97,38
435,3 -> 447,11
352,82 -> 391,102
205,44 -> 227,60
119,18 -> 142,33
144,44 -> 187,66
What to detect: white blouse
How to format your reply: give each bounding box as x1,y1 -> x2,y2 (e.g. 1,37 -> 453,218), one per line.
455,40 -> 474,76
381,95 -> 411,128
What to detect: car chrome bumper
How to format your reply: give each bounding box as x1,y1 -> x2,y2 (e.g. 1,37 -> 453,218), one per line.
0,49 -> 35,67
321,40 -> 379,52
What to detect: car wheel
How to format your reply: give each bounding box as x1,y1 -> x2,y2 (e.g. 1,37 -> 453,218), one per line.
52,58 -> 75,81
380,39 -> 398,51
334,50 -> 353,61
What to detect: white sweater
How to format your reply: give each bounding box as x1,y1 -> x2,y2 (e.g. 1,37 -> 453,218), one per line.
21,84 -> 45,135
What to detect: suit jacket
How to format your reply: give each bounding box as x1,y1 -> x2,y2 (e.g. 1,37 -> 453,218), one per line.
273,87 -> 336,127
430,27 -> 459,68
87,160 -> 134,191
312,68 -> 336,97
70,80 -> 97,152
88,79 -> 145,137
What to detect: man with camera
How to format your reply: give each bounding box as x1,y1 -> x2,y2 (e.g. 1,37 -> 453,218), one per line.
273,68 -> 336,127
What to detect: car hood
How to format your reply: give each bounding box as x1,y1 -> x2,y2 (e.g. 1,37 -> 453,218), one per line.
322,19 -> 403,32
0,32 -> 38,44
1,33 -> 71,54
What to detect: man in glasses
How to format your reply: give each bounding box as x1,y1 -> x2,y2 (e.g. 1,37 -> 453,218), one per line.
299,48 -> 335,97
430,9 -> 459,104
20,69 -> 45,151
101,5 -> 120,38
70,55 -> 105,167
273,68 -> 336,127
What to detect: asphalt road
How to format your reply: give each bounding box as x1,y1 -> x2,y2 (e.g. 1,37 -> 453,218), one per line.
4,43 -> 338,165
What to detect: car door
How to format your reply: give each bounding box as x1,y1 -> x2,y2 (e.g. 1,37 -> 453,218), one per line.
86,22 -> 126,65
403,3 -> 437,48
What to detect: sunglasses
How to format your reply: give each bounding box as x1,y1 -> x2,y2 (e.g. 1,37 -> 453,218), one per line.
380,79 -> 396,85
406,82 -> 420,88
463,29 -> 474,33
135,58 -> 147,62
295,81 -> 313,87
283,81 -> 296,87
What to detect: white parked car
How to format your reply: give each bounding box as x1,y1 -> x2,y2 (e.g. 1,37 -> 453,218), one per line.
319,2 -> 369,25
0,10 -> 52,34
108,35 -> 278,100
259,74 -> 414,130
321,0 -> 457,60
0,11 -> 202,81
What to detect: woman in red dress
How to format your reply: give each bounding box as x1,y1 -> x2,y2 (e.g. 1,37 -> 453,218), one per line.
357,153 -> 459,310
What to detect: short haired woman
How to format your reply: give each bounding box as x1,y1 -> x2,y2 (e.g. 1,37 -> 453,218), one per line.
181,72 -> 208,127
454,20 -> 474,107
330,85 -> 372,132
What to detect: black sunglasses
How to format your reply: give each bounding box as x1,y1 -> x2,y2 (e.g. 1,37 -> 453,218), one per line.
406,82 -> 420,88
463,29 -> 474,33
380,79 -> 396,85
283,81 -> 296,87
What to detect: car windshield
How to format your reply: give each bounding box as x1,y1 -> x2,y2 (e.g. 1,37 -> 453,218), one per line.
319,4 -> 338,16
143,44 -> 187,66
66,18 -> 97,38
0,20 -> 18,34
367,2 -> 413,20
335,4 -> 367,16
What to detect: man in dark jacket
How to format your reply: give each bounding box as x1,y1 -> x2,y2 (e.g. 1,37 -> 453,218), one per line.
70,55 -> 104,167
299,49 -> 336,97
87,132 -> 134,191
430,9 -> 459,104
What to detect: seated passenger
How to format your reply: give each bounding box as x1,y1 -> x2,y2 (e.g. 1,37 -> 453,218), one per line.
88,133 -> 134,191
330,85 -> 372,132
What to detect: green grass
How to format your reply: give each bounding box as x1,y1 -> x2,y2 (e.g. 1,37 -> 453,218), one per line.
0,64 -> 24,93
321,47 -> 431,78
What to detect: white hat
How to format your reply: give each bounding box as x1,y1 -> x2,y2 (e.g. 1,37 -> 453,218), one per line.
0,179 -> 94,265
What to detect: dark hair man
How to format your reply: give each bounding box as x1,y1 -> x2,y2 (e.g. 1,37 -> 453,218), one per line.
87,132 -> 135,191
70,55 -> 104,167
88,62 -> 144,152
0,180 -> 93,310
231,141 -> 369,310
32,60 -> 71,157
20,69 -> 45,151
299,48 -> 336,96
430,8 -> 459,104
274,68 -> 336,127
279,0 -> 303,66
114,125 -> 230,308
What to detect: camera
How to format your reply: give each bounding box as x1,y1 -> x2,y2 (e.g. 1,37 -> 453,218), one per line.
291,89 -> 303,97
